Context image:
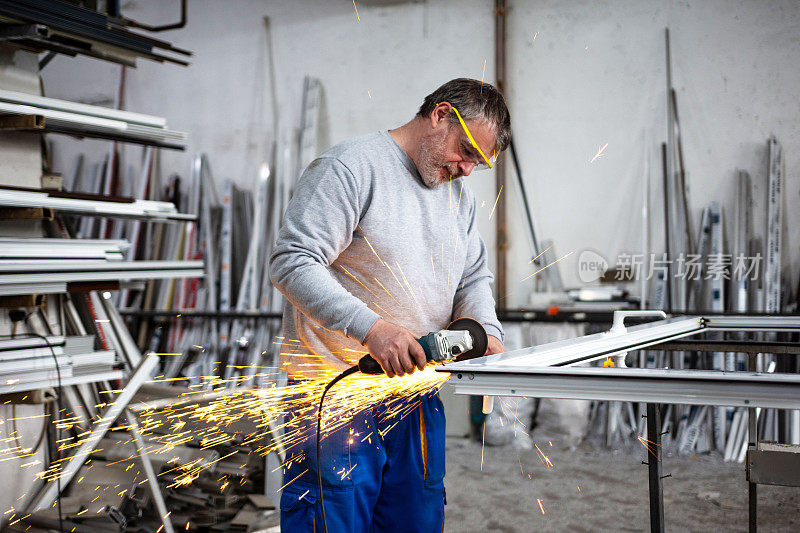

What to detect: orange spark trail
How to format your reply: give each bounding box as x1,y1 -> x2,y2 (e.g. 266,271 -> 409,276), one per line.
395,261 -> 422,310
480,59 -> 487,94
489,186 -> 503,221
480,422 -> 486,471
338,265 -> 378,298
375,278 -> 403,309
637,435 -> 661,459
590,142 -> 608,163
372,301 -> 398,323
520,251 -> 574,283
528,244 -> 552,264
352,0 -> 360,22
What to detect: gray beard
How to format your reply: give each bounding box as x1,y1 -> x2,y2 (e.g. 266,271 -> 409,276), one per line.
416,130 -> 454,188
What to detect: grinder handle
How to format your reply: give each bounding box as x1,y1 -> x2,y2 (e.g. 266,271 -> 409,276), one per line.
357,335 -> 433,375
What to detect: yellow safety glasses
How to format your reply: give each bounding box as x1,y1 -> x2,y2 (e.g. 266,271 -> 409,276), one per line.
451,106 -> 496,171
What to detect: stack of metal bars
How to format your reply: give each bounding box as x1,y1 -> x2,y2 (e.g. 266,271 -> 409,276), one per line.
0,236 -> 203,296
0,0 -> 191,66
0,89 -> 187,149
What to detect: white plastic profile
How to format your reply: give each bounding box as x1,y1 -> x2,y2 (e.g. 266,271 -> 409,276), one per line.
609,310 -> 667,367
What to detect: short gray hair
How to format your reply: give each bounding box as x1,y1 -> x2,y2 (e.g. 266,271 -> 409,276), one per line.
416,78 -> 511,153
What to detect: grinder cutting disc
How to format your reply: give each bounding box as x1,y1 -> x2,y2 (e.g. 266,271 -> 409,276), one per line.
446,317 -> 488,361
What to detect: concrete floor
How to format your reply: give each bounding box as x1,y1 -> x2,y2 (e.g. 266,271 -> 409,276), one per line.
444,424 -> 800,532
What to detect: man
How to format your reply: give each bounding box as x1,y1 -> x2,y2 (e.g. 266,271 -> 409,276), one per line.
270,78 -> 510,531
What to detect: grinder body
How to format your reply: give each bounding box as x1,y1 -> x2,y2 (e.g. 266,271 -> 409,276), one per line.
357,318 -> 487,375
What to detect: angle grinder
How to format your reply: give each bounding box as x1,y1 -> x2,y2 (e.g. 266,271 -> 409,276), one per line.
357,317 -> 488,374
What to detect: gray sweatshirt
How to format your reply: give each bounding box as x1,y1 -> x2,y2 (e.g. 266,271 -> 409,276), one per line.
269,130 -> 502,377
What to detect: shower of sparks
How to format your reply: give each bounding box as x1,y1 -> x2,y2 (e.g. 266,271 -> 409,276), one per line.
2,363 -> 449,504
480,59 -> 487,94
520,251 -> 574,283
352,0 -> 360,22
589,142 -> 608,163
637,435 -> 662,459
488,185 -> 503,221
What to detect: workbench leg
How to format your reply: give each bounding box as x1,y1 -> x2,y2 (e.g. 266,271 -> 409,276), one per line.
646,403 -> 665,533
747,353 -> 757,533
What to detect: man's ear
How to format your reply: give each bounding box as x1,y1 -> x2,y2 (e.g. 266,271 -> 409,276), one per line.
429,102 -> 451,129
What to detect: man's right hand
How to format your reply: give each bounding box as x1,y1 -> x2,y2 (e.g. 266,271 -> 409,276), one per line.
362,319 -> 427,378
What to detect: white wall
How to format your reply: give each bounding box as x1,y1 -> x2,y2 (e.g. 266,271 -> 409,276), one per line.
0,45 -> 51,520
43,0 -> 800,307
506,0 -> 800,305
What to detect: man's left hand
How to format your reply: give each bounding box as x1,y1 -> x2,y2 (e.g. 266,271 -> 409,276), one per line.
486,335 -> 504,356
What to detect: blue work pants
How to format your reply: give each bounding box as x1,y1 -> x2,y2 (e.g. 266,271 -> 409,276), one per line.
279,389 -> 446,532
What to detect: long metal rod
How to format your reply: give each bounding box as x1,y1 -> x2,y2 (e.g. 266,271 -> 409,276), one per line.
0,259 -> 201,273
440,366 -> 800,410
659,340 -> 800,355
0,370 -> 123,395
0,87 -> 167,127
494,0 -> 507,298
703,315 -> 800,331
747,352 -> 758,532
508,138 -> 542,260
120,309 -> 283,319
125,411 -> 176,533
0,101 -> 185,143
0,186 -> 194,221
660,143 -> 672,313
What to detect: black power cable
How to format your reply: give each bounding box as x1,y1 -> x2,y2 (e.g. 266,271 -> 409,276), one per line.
1,329 -> 65,533
315,366 -> 359,533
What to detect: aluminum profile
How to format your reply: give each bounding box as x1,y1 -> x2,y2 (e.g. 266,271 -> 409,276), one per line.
0,238 -> 129,260
0,188 -> 194,221
0,369 -> 124,395
0,88 -> 166,127
0,260 -> 204,295
441,366 -> 800,410
0,91 -> 186,149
